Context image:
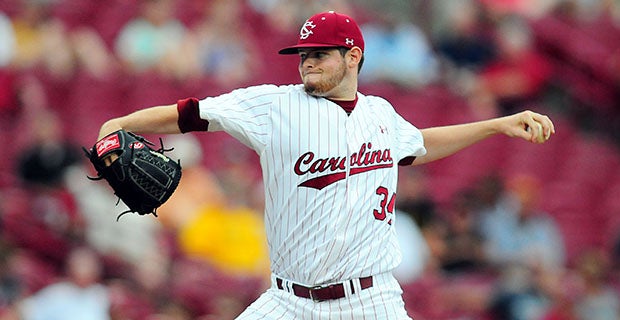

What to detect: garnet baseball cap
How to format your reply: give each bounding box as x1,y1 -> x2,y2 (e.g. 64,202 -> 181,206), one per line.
278,11 -> 365,55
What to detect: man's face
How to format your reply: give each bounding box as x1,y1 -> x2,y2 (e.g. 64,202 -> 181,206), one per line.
298,48 -> 347,97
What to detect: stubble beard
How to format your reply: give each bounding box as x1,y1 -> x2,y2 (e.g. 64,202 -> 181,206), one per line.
303,62 -> 347,97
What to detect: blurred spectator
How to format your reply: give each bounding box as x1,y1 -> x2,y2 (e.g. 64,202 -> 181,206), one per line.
439,190 -> 487,275
489,264 -> 576,320
215,141 -> 264,211
393,169 -> 434,283
16,246 -> 111,320
148,302 -> 192,320
163,136 -> 268,277
478,174 -> 566,319
396,168 -> 437,229
166,258 -> 264,319
106,278 -> 157,320
2,109 -> 84,266
127,249 -> 173,314
573,248 -> 619,320
4,109 -> 82,263
0,69 -> 55,188
63,161 -> 163,267
479,0 -> 561,19
1,249 -> 59,303
0,48 -> 51,130
560,0 -> 610,22
247,0 -> 354,35
10,0 -> 75,79
6,0 -> 117,81
613,0 -> 620,23
481,173 -> 566,271
433,0 -> 496,72
393,208 -> 431,285
360,9 -> 440,87
13,106 -> 157,268
540,271 -> 580,320
0,247 -> 23,314
68,26 -> 120,80
16,109 -> 80,187
471,173 -> 511,245
245,0 -> 302,34
182,0 -> 260,88
157,134 -> 227,231
432,0 -> 499,118
470,15 -> 553,115
114,0 -> 189,78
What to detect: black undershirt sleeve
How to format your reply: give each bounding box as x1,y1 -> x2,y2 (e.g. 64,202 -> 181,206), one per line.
398,156 -> 416,166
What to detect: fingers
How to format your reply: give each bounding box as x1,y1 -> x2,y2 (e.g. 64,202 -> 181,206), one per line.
531,112 -> 555,140
526,121 -> 545,143
522,110 -> 555,144
103,153 -> 119,166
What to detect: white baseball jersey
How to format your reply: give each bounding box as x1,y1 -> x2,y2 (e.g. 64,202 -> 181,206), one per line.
198,84 -> 426,286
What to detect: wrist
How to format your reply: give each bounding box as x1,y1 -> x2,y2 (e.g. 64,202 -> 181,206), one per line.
98,120 -> 123,140
488,117 -> 504,136
476,117 -> 502,138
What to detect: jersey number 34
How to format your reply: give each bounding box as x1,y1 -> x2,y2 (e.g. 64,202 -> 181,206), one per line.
373,186 -> 395,225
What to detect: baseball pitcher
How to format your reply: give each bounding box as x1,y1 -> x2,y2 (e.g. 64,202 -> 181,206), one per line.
90,11 -> 554,319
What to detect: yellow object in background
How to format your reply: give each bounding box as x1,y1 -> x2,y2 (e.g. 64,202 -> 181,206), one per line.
179,204 -> 269,277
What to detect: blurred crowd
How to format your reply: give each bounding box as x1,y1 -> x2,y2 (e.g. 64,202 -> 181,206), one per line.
0,0 -> 620,319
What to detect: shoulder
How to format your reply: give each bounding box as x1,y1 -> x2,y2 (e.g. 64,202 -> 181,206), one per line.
224,84 -> 308,102
358,93 -> 397,113
230,84 -> 302,95
202,84 -> 305,109
359,93 -> 392,106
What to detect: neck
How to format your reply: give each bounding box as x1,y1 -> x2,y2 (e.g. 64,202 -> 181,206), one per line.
328,91 -> 357,101
308,86 -> 357,101
326,77 -> 358,101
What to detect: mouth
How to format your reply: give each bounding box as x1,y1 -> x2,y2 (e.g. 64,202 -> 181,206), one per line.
303,73 -> 323,83
303,70 -> 322,77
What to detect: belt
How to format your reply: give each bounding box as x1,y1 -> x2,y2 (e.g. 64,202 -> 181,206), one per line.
276,276 -> 373,302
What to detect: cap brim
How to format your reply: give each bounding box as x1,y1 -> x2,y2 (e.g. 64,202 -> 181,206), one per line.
278,43 -> 341,55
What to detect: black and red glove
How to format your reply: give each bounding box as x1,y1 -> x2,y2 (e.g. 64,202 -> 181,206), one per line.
83,130 -> 182,220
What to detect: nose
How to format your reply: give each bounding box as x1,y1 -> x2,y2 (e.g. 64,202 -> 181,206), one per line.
300,56 -> 315,70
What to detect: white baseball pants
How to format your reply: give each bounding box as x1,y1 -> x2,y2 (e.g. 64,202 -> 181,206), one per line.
235,272 -> 412,319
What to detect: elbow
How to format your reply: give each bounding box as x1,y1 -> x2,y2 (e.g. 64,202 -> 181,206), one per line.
411,155 -> 430,166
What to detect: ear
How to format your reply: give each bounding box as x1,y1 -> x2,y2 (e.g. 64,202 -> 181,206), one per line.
347,47 -> 363,67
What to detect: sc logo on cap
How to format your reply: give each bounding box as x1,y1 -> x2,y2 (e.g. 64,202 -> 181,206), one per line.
300,20 -> 316,40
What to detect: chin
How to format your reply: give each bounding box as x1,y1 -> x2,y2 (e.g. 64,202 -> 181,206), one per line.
304,84 -> 328,97
304,79 -> 329,94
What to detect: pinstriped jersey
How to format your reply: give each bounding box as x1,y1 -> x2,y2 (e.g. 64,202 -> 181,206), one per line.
198,84 -> 426,286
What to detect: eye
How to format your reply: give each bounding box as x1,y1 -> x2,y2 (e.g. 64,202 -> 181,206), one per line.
315,52 -> 328,58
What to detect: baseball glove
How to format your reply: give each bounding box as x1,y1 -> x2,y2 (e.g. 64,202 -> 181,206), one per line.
83,130 -> 182,220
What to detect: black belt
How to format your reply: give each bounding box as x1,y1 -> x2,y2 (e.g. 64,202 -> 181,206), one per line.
276,276 -> 373,302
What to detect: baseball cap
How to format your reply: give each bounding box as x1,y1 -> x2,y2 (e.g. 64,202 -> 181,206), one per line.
278,11 -> 365,55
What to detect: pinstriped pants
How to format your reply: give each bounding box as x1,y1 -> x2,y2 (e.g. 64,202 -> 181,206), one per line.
235,272 -> 412,320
